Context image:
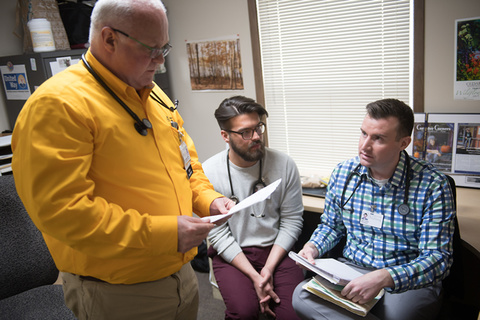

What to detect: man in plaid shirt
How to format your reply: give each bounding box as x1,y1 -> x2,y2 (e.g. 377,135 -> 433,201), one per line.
292,99 -> 455,320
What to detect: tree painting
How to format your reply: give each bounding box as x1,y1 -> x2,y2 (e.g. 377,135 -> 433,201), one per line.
187,38 -> 244,90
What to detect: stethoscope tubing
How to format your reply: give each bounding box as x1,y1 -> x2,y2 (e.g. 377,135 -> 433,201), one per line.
340,150 -> 411,216
81,53 -> 175,136
226,152 -> 265,204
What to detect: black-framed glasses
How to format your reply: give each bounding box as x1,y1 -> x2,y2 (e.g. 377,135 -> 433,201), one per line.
225,122 -> 266,140
111,28 -> 172,59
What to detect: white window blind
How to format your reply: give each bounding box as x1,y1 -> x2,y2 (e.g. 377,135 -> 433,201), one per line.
256,0 -> 412,176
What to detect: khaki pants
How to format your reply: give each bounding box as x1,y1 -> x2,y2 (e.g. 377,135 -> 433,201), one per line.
62,263 -> 199,320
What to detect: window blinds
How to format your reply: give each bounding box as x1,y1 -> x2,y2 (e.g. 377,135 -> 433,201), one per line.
256,0 -> 412,175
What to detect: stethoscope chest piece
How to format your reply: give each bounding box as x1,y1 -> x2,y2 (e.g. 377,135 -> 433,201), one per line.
397,203 -> 410,216
230,195 -> 240,204
134,119 -> 153,136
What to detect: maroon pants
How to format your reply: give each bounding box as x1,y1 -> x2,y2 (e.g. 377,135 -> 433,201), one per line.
211,246 -> 304,320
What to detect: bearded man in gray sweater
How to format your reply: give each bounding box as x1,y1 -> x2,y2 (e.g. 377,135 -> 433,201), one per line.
203,95 -> 304,320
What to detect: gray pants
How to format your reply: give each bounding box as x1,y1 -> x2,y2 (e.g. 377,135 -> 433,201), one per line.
292,265 -> 442,320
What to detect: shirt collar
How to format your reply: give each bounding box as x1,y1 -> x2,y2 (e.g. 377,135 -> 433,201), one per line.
390,151 -> 408,188
355,151 -> 407,188
84,50 -> 154,103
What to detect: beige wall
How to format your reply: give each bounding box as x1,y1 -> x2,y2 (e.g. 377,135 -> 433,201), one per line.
1,0 -> 479,160
162,0 -> 256,161
424,0 -> 480,113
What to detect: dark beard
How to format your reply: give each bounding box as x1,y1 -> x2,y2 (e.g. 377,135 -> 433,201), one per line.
230,140 -> 265,162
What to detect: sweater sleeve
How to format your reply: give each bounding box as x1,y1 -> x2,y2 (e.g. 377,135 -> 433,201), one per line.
273,155 -> 304,252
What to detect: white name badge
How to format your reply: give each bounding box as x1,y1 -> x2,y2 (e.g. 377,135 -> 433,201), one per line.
179,140 -> 193,179
360,210 -> 383,228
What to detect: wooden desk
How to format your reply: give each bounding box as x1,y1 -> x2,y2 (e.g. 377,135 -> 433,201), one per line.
302,195 -> 324,214
303,187 -> 480,253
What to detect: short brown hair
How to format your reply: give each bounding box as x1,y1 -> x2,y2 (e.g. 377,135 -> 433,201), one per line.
366,98 -> 413,139
214,96 -> 268,130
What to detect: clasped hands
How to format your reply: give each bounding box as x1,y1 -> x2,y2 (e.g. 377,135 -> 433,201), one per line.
253,266 -> 280,318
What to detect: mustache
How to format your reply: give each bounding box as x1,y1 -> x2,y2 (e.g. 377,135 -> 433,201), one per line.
249,141 -> 263,148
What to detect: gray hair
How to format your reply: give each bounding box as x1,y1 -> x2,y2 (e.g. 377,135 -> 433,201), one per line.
89,0 -> 166,42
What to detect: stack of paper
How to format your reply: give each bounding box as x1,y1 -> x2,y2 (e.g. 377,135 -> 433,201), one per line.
289,252 -> 363,286
303,276 -> 384,317
289,251 -> 384,317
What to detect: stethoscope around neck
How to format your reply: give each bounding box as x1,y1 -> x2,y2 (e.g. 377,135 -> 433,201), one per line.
81,53 -> 176,136
226,152 -> 266,212
340,150 -> 411,216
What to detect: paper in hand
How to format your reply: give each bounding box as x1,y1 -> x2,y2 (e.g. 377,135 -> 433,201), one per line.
288,251 -> 363,286
202,178 -> 282,223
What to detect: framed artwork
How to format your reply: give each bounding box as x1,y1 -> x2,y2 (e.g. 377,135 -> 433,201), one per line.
186,36 -> 244,91
454,17 -> 480,100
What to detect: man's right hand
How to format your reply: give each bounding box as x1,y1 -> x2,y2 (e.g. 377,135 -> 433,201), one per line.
298,242 -> 319,264
177,216 -> 214,253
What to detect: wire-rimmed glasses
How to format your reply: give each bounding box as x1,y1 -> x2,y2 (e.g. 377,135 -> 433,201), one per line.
111,28 -> 172,59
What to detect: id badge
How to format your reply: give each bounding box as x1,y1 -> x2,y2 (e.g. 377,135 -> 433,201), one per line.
360,210 -> 383,228
179,140 -> 193,179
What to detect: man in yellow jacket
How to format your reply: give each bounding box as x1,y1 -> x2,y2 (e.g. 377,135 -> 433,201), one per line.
11,0 -> 233,319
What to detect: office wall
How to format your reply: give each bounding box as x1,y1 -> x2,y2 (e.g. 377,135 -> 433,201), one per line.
162,0 -> 256,161
0,1 -> 23,132
424,0 -> 480,113
0,0 -> 479,159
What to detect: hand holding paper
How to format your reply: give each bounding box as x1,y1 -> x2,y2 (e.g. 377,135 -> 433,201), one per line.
288,251 -> 363,286
289,251 -> 385,316
202,178 -> 282,223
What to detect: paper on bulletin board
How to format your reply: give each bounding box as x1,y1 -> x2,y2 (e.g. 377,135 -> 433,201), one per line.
49,56 -> 81,77
0,64 -> 31,100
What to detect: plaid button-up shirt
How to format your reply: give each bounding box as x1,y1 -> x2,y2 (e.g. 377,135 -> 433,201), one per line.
310,151 -> 455,293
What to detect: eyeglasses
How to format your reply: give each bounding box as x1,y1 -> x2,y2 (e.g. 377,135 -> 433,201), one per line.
111,28 -> 172,59
225,122 -> 266,140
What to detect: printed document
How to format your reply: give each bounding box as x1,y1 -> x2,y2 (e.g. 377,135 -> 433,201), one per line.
202,178 -> 282,223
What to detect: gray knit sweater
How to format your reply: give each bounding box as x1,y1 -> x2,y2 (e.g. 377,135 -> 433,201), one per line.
203,147 -> 304,263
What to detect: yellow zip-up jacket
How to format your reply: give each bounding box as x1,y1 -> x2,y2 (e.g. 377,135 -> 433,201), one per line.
11,50 -> 222,284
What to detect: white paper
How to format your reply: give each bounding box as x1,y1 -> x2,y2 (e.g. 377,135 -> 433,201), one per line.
288,251 -> 363,286
202,178 -> 282,223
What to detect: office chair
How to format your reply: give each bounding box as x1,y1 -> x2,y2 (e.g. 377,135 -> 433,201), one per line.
0,175 -> 76,319
440,175 -> 480,320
